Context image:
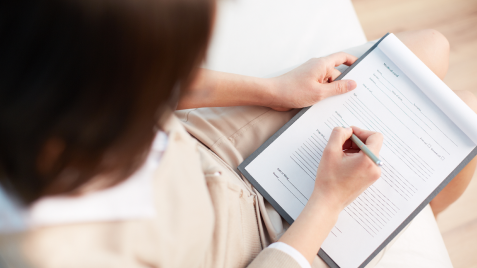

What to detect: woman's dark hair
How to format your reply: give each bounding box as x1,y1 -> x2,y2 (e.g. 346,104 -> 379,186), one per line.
0,0 -> 215,204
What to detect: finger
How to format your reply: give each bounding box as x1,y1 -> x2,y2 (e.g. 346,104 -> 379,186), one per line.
343,149 -> 361,154
342,138 -> 353,150
324,52 -> 358,67
320,79 -> 357,98
271,107 -> 293,112
350,126 -> 383,155
350,126 -> 376,141
363,132 -> 384,155
326,127 -> 353,154
350,138 -> 360,150
328,68 -> 342,82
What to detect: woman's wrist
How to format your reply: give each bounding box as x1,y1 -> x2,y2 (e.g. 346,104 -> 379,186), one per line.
277,191 -> 342,264
308,190 -> 345,217
305,192 -> 342,224
239,76 -> 275,107
262,77 -> 281,108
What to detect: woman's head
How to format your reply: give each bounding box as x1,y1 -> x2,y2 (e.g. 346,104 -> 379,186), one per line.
0,0 -> 215,204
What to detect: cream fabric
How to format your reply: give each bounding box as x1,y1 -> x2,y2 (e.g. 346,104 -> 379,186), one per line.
269,242 -> 312,268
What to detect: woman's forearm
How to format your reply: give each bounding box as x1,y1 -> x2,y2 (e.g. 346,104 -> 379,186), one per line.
278,193 -> 341,264
177,69 -> 274,109
178,53 -> 359,111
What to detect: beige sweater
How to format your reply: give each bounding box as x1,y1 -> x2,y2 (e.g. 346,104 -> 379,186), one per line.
0,115 -> 309,268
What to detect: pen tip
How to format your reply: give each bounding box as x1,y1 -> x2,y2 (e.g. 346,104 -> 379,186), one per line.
376,160 -> 383,166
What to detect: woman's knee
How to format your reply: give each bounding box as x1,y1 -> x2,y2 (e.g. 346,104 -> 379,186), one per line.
454,90 -> 477,113
395,29 -> 450,79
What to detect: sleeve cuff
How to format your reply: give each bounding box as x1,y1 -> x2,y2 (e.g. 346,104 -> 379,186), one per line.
267,242 -> 311,268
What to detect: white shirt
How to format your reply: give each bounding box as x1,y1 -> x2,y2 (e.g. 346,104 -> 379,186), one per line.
0,131 -> 309,268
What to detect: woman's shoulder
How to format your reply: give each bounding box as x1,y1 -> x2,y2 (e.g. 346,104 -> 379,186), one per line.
0,116 -> 216,267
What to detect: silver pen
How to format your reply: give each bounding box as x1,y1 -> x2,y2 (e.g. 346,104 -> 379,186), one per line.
350,133 -> 383,166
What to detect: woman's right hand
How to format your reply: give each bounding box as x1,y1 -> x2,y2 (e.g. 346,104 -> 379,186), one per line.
277,126 -> 383,264
313,126 -> 383,212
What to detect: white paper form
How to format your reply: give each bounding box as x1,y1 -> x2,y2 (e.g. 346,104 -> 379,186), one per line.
379,34 -> 477,144
244,35 -> 477,268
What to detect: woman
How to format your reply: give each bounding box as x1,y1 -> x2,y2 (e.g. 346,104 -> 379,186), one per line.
0,0 -> 475,267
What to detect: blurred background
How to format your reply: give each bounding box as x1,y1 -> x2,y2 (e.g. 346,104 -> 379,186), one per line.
351,0 -> 477,267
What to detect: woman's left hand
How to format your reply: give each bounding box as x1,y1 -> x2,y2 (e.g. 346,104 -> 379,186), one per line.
266,52 -> 358,111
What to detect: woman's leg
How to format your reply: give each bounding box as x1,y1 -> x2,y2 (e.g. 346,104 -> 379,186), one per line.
395,29 -> 450,79
394,29 -> 477,216
175,106 -> 300,171
430,91 -> 477,215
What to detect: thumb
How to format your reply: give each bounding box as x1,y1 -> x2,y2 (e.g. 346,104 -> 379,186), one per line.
326,127 -> 353,154
321,80 -> 357,98
364,132 -> 384,155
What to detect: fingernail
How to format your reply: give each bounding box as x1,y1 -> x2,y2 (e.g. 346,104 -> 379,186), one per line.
347,80 -> 356,91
